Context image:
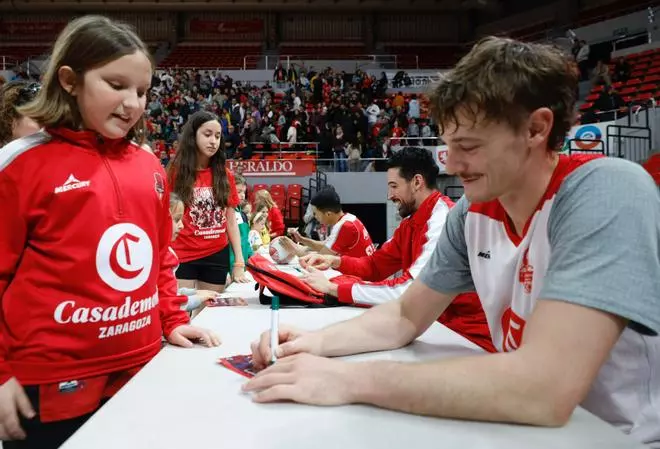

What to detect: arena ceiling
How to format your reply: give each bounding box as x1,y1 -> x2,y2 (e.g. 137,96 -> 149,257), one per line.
0,0 -> 503,12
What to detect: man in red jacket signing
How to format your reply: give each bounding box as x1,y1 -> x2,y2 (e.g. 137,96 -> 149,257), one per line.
300,147 -> 494,352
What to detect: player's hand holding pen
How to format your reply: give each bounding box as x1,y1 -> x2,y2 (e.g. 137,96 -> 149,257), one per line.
248,326 -> 323,371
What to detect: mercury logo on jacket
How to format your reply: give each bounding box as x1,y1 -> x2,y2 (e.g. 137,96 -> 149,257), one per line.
0,128 -> 189,386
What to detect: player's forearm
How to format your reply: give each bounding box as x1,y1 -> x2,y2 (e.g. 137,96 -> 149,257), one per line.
317,300 -> 416,357
352,352 -> 571,427
299,236 -> 324,252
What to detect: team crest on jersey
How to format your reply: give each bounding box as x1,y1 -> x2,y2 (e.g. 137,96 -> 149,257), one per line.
518,248 -> 534,294
501,307 -> 526,352
153,173 -> 165,200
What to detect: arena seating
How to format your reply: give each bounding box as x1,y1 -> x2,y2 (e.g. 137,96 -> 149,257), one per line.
0,44 -> 51,62
579,48 -> 660,120
247,183 -> 305,225
384,45 -> 464,69
279,44 -> 367,60
159,44 -> 262,69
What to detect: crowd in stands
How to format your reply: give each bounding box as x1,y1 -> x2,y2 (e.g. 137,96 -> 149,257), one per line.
571,40 -> 660,124
145,66 -> 439,171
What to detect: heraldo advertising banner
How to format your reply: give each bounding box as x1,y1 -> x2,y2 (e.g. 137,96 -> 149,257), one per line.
227,160 -> 316,177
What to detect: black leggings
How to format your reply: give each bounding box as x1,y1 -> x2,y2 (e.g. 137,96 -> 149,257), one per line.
3,386 -> 105,449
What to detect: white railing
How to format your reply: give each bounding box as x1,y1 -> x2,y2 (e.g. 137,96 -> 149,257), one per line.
243,54 -> 400,71
0,56 -> 19,71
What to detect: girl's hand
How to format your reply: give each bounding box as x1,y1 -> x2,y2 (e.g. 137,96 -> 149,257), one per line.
232,265 -> 250,283
167,325 -> 221,348
209,297 -> 248,307
196,290 -> 219,302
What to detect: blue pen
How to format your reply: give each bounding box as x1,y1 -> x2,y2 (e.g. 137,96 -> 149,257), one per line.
270,295 -> 280,364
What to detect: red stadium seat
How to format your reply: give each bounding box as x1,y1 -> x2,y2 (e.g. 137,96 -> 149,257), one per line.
287,198 -> 302,222
271,184 -> 286,197
287,184 -> 303,199
252,184 -> 268,193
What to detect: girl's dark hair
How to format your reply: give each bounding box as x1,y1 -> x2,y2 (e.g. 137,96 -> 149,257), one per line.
168,110 -> 229,207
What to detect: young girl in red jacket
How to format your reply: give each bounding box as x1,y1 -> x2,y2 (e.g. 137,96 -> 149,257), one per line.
253,189 -> 285,238
168,110 -> 250,298
0,15 -> 219,449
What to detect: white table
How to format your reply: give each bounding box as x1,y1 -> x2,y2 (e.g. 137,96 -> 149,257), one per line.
60,279 -> 645,449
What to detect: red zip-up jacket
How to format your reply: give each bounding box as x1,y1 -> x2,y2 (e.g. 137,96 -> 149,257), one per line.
0,128 -> 189,386
336,191 -> 495,352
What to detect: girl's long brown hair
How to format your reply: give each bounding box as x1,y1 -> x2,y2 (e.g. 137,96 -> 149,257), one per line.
18,15 -> 152,139
167,110 -> 229,207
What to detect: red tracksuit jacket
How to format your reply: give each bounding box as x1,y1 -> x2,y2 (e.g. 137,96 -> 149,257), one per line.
0,128 -> 189,386
336,191 -> 495,352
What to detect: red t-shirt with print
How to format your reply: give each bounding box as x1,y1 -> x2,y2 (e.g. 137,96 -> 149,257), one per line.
172,168 -> 239,263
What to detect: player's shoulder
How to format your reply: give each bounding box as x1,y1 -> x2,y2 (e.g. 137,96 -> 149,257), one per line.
340,218 -> 360,234
559,156 -> 658,201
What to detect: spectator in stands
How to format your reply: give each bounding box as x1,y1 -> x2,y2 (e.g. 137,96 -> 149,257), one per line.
392,91 -> 405,110
143,65 -> 404,163
296,147 -> 493,352
246,36 -> 660,448
224,124 -> 239,158
390,120 -> 405,148
408,94 -> 420,119
612,57 -> 631,83
253,189 -> 285,238
365,101 -> 381,130
575,39 -> 590,80
345,136 -> 363,172
168,111 -> 250,299
286,120 -> 297,144
407,118 -> 420,146
0,15 -> 219,448
0,81 -> 41,146
283,187 -> 375,258
591,60 -> 612,88
333,124 -> 348,172
593,84 -> 625,121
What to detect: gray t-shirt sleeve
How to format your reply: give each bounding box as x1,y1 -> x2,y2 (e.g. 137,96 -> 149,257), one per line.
541,158 -> 660,336
418,195 -> 476,294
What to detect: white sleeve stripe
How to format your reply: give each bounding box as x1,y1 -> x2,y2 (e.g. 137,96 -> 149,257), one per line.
351,278 -> 414,305
0,130 -> 50,172
408,199 -> 450,278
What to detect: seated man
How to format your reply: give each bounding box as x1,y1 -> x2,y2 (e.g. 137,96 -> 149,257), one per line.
245,37 -> 660,447
282,187 -> 375,258
298,147 -> 494,352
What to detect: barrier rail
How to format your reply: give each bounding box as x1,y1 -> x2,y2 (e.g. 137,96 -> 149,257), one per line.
243,54 -> 400,71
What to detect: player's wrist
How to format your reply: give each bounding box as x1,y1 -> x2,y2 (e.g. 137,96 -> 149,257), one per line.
349,362 -> 380,404
327,283 -> 339,297
330,256 -> 341,269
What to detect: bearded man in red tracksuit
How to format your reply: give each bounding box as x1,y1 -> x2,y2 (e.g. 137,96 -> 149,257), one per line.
300,147 -> 495,352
